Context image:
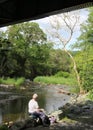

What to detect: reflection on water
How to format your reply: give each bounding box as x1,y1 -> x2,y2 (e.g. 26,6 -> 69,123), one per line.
0,85 -> 71,124
0,97 -> 28,124
0,109 -> 2,123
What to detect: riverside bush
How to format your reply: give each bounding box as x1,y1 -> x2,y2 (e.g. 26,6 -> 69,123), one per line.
0,125 -> 8,130
0,77 -> 25,87
55,71 -> 70,78
34,76 -> 77,86
87,89 -> 93,100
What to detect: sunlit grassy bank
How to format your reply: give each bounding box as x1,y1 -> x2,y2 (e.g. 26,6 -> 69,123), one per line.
34,75 -> 93,99
34,75 -> 80,93
0,77 -> 25,87
34,76 -> 77,86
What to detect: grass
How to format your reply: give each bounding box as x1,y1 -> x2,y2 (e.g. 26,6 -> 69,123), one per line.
0,77 -> 25,88
34,76 -> 77,86
0,75 -> 80,93
60,117 -> 77,123
34,76 -> 80,93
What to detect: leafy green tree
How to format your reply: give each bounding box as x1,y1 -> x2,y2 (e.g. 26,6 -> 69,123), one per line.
0,35 -> 13,77
1,22 -> 52,80
49,49 -> 71,74
73,7 -> 93,92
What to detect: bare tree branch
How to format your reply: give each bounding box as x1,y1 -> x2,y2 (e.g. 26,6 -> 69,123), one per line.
48,11 -> 83,93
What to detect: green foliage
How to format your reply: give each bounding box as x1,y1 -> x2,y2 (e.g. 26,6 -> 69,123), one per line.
72,7 -> 93,92
70,85 -> 80,94
0,21 -> 73,80
15,77 -> 25,87
87,89 -> 93,100
81,60 -> 93,91
0,77 -> 25,87
0,125 -> 9,130
54,71 -> 70,78
0,22 -> 53,80
34,76 -> 77,86
49,49 -> 71,74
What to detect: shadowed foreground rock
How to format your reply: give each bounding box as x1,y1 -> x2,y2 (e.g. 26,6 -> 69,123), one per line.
9,122 -> 93,130
2,94 -> 93,130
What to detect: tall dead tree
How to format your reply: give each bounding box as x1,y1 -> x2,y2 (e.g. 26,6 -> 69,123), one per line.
48,11 -> 83,94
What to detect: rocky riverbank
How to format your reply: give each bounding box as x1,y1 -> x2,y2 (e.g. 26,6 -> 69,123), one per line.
0,82 -> 93,130
1,93 -> 93,130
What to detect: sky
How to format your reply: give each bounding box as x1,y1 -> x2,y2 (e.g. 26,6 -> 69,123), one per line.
32,8 -> 89,49
0,7 -> 89,49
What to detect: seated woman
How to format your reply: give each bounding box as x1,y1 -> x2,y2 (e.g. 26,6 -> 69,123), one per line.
28,93 -> 50,126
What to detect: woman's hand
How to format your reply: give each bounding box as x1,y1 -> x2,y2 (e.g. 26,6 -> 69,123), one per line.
40,108 -> 44,112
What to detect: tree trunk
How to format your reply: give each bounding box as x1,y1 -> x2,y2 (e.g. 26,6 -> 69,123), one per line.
64,48 -> 83,94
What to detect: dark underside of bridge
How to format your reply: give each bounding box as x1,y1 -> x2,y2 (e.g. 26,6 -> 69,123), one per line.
0,0 -> 93,28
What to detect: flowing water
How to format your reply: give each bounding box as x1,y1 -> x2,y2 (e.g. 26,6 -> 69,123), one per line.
0,85 -> 71,124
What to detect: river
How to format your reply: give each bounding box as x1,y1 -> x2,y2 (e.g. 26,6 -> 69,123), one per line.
0,84 -> 72,124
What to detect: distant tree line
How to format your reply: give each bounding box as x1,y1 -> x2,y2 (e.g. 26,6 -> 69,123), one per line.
0,22 -> 71,80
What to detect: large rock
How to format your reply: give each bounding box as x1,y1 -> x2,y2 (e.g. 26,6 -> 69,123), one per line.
9,118 -> 37,130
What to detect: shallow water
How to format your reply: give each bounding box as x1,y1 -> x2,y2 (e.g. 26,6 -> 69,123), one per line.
0,85 -> 71,124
